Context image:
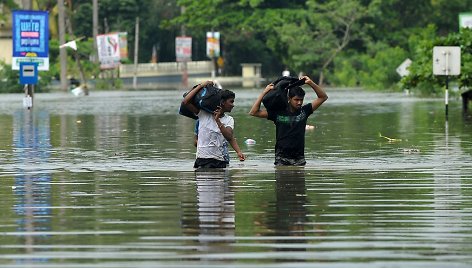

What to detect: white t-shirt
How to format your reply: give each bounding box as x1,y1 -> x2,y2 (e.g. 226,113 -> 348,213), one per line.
196,110 -> 234,161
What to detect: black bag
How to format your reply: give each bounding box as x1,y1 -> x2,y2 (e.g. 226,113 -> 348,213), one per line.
262,76 -> 306,111
178,84 -> 222,119
194,85 -> 222,113
178,91 -> 199,120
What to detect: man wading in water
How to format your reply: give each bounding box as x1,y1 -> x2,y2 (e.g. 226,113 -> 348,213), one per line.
182,80 -> 245,169
249,75 -> 328,166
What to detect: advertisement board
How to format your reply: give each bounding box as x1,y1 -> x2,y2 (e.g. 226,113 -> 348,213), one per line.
12,10 -> 49,71
206,32 -> 220,58
176,36 -> 192,62
96,33 -> 121,69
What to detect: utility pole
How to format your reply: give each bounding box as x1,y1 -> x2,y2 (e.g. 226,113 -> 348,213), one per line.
21,0 -> 31,9
64,9 -> 88,94
180,6 -> 188,88
92,0 -> 98,63
133,17 -> 139,90
58,0 -> 68,91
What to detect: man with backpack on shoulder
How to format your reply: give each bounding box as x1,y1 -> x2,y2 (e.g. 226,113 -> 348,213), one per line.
249,75 -> 328,166
182,80 -> 245,169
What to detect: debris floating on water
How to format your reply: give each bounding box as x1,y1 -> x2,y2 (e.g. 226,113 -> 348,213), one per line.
245,138 -> 256,145
401,148 -> 420,154
379,132 -> 402,142
305,125 -> 315,130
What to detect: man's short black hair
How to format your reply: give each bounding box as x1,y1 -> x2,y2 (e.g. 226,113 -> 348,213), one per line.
288,86 -> 305,99
221,89 -> 235,101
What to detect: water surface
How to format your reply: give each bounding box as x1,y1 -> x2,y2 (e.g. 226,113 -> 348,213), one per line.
0,89 -> 471,267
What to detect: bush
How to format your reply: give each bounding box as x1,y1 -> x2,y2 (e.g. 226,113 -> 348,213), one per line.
0,61 -> 20,93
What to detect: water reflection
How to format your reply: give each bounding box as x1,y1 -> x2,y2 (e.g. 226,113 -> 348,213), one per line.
182,169 -> 235,258
12,110 -> 52,264
269,167 -> 308,258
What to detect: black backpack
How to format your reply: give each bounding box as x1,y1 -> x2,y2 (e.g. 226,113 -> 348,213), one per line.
194,85 -> 222,113
262,76 -> 306,111
178,84 -> 222,120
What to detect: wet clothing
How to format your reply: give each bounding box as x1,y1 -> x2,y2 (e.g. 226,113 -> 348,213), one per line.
267,104 -> 314,166
193,158 -> 228,169
194,110 -> 233,168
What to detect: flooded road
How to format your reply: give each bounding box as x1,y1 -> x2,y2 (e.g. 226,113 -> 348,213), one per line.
0,89 -> 472,267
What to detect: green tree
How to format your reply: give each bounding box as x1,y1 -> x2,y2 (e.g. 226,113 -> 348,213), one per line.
401,27 -> 472,95
168,0 -> 368,80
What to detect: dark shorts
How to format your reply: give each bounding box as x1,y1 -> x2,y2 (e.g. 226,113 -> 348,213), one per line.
274,153 -> 306,166
194,158 -> 227,169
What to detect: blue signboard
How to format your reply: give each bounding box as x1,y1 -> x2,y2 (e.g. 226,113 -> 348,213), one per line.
12,10 -> 49,70
19,62 -> 38,85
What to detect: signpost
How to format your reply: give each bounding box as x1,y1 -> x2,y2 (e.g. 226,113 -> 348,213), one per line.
19,62 -> 38,109
433,46 -> 461,120
12,10 -> 49,109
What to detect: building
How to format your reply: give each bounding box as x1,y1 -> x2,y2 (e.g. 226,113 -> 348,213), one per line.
0,3 -> 13,65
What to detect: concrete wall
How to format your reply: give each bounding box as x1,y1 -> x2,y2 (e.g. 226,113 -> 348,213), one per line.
0,39 -> 12,64
119,61 -> 214,78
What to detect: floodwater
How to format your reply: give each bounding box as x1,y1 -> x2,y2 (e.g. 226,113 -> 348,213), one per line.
0,88 -> 471,268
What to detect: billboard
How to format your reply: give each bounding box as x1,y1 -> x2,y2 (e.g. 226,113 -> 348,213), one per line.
176,36 -> 192,62
12,10 -> 49,70
96,33 -> 121,69
206,31 -> 220,58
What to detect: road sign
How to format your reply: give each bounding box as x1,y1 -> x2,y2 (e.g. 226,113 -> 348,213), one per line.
433,46 -> 461,76
396,58 -> 412,77
459,13 -> 472,29
19,62 -> 38,84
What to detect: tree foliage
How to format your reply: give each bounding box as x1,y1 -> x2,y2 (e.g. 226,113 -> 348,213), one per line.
2,0 -> 472,93
401,27 -> 472,95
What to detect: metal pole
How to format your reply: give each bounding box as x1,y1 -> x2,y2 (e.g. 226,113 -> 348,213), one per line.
21,0 -> 31,9
58,0 -> 68,91
132,17 -> 139,90
445,76 -> 449,120
445,50 -> 449,120
92,0 -> 99,63
28,84 -> 34,109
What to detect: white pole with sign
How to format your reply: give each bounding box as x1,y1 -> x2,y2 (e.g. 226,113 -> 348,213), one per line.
433,46 -> 461,120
